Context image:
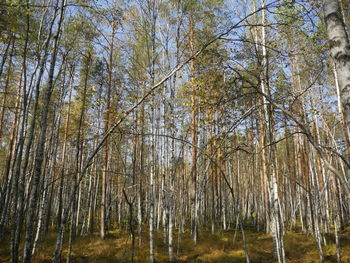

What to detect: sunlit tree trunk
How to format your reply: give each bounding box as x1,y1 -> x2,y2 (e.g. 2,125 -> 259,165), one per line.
260,0 -> 286,262
324,0 -> 350,126
189,13 -> 198,245
324,0 -> 350,189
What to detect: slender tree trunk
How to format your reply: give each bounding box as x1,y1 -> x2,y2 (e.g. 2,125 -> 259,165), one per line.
23,2 -> 65,262
189,13 -> 198,244
260,0 -> 285,261
57,67 -> 74,228
101,20 -> 115,240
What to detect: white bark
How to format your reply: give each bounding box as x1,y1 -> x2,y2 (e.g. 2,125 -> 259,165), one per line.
324,0 -> 350,127
149,161 -> 155,263
260,0 -> 286,262
334,214 -> 342,263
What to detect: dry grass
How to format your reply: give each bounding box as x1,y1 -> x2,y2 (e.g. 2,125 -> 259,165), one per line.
1,227 -> 350,262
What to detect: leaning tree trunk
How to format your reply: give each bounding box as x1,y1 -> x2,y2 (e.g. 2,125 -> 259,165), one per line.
23,1 -> 65,262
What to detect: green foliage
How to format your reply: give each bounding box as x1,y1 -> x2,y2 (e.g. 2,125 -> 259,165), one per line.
0,0 -> 31,40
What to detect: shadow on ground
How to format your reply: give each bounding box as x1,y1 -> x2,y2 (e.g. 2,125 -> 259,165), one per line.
1,227 -> 350,262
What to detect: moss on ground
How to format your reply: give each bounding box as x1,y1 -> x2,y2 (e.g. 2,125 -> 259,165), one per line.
1,227 -> 350,262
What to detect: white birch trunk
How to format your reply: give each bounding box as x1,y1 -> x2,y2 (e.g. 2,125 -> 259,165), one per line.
324,0 -> 350,134
260,0 -> 286,261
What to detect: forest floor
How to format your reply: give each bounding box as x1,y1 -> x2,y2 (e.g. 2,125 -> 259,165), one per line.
1,226 -> 350,263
